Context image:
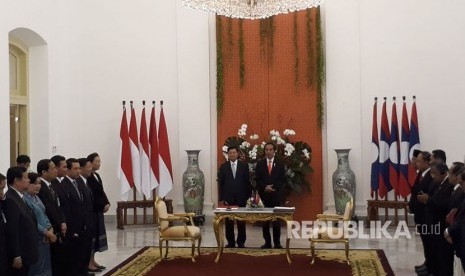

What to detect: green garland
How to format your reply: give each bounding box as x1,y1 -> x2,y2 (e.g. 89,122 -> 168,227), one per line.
239,19 -> 245,88
259,19 -> 267,60
293,13 -> 299,90
305,9 -> 314,88
316,7 -> 325,128
216,16 -> 224,118
227,18 -> 234,63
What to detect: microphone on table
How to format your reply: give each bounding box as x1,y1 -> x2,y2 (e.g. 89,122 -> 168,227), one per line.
224,201 -> 231,210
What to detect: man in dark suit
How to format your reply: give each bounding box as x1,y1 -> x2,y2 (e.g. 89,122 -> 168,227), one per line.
418,162 -> 454,276
77,158 -> 99,273
54,158 -> 88,275
408,151 -> 432,274
218,146 -> 251,248
446,170 -> 465,270
256,142 -> 286,249
0,173 -> 8,276
37,158 -> 67,276
5,166 -> 38,276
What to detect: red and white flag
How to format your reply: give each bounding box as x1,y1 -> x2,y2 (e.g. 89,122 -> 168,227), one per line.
117,106 -> 134,200
139,106 -> 152,199
158,104 -> 173,198
149,104 -> 160,192
129,105 -> 142,194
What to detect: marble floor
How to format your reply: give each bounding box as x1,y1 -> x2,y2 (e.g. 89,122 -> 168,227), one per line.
94,216 -> 427,275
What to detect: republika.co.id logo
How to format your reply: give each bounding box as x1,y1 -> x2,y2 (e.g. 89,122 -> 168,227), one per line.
287,220 -> 424,239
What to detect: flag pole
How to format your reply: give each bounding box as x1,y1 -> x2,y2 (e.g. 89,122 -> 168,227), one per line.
130,101 -> 137,204
383,97 -> 389,225
374,97 -> 379,201
160,100 -> 164,200
142,100 -> 146,202
152,100 -> 157,201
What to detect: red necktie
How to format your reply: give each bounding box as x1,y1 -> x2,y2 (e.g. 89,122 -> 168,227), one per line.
268,160 -> 272,174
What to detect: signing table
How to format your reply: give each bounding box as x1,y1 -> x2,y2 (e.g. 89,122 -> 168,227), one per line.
213,207 -> 295,263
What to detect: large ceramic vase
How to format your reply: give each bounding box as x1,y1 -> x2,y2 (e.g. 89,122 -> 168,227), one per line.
332,149 -> 356,215
182,150 -> 205,217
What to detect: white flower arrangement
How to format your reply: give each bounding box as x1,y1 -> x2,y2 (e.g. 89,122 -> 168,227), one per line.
223,124 -> 313,193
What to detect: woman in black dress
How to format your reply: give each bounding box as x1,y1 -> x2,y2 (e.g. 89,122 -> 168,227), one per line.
87,153 -> 110,271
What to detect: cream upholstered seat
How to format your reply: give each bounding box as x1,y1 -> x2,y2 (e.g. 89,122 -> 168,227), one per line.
309,196 -> 353,265
155,197 -> 202,262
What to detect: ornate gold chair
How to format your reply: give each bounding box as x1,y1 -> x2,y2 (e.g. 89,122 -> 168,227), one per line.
309,196 -> 353,265
155,197 -> 202,262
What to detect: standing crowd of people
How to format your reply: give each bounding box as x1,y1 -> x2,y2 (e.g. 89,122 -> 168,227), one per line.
0,153 -> 110,276
409,149 -> 465,276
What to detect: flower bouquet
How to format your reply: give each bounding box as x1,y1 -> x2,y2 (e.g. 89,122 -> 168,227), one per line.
246,191 -> 264,209
223,124 -> 313,193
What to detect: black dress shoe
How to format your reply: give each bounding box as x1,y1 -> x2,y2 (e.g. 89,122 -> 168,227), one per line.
225,244 -> 235,248
260,244 -> 272,249
274,244 -> 283,249
97,265 -> 106,270
237,244 -> 245,248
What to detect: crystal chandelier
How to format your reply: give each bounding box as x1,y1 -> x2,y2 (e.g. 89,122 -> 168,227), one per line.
182,0 -> 325,20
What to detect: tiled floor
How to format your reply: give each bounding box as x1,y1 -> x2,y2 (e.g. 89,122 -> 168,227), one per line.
96,217 -> 425,276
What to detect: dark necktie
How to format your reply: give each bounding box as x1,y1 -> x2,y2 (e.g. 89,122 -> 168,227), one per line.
72,180 -> 82,201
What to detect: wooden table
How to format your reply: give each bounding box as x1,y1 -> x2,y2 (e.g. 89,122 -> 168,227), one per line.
213,208 -> 294,263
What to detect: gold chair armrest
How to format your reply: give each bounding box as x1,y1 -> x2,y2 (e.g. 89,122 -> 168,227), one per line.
316,217 -> 343,223
160,216 -> 189,223
173,212 -> 196,217
316,214 -> 343,219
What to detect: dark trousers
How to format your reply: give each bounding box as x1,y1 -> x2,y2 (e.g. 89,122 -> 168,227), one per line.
262,221 -> 281,246
64,235 -> 89,276
225,219 -> 246,246
426,234 -> 454,276
8,265 -> 29,276
51,239 -> 66,276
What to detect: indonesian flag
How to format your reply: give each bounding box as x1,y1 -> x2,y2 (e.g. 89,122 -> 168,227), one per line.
370,100 -> 380,198
139,107 -> 152,199
158,104 -> 173,198
117,106 -> 133,200
149,104 -> 160,192
408,100 -> 420,186
129,105 -> 142,194
398,100 -> 411,198
378,99 -> 392,198
389,100 -> 400,198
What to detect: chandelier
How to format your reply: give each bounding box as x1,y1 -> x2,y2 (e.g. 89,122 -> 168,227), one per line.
182,0 -> 325,20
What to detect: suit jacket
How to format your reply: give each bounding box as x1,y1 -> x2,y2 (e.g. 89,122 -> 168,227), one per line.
53,177 -> 85,236
87,172 -> 110,213
37,179 -> 65,234
448,197 -> 465,257
218,160 -> 251,206
449,185 -> 464,211
77,177 -> 97,237
0,201 -> 8,273
255,158 -> 286,207
4,189 -> 39,266
408,170 -> 433,224
425,178 -> 453,233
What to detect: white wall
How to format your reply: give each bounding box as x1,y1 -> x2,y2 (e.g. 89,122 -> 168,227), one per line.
325,0 -> 465,214
2,0 -> 465,217
0,0 -> 212,215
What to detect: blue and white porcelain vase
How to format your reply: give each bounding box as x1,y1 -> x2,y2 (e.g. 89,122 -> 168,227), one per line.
332,149 -> 356,215
182,150 -> 205,216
